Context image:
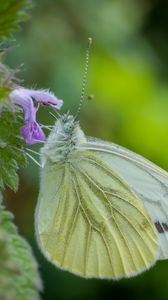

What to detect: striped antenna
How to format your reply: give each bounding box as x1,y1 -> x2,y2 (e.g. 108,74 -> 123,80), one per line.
75,37 -> 92,119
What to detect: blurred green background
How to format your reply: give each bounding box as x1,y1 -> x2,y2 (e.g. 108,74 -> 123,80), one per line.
4,0 -> 168,299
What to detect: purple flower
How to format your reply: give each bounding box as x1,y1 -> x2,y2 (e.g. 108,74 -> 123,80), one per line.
9,87 -> 63,144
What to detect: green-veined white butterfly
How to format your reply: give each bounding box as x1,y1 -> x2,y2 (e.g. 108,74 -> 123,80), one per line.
35,38 -> 168,279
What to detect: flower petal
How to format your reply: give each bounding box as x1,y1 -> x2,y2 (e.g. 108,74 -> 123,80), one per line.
28,89 -> 63,109
9,87 -> 63,110
20,121 -> 45,145
9,89 -> 36,121
9,87 -> 63,144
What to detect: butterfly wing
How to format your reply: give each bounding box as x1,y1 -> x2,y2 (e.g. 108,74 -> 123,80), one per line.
35,150 -> 158,279
78,137 -> 168,259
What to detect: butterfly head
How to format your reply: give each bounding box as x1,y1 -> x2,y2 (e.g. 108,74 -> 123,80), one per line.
61,113 -> 76,134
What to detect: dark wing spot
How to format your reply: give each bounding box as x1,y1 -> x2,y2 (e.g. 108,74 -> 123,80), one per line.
155,221 -> 168,233
162,223 -> 168,231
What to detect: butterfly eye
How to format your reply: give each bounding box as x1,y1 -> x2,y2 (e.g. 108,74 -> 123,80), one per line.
63,122 -> 73,133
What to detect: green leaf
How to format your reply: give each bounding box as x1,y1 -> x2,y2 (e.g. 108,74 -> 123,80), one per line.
0,0 -> 32,40
0,54 -> 26,191
0,109 -> 27,191
0,194 -> 42,300
0,50 -> 19,104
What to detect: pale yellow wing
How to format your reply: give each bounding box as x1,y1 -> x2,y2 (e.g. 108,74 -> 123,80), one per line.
35,150 -> 159,279
79,137 -> 168,259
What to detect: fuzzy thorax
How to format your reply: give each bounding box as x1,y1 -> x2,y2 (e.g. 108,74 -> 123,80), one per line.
41,114 -> 86,165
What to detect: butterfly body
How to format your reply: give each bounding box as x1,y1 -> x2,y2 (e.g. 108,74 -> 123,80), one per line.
35,113 -> 168,279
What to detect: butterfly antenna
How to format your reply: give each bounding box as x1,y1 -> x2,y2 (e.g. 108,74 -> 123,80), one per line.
75,37 -> 92,119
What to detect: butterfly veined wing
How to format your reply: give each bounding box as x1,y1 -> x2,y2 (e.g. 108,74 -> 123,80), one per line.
78,137 -> 168,259
35,150 -> 158,279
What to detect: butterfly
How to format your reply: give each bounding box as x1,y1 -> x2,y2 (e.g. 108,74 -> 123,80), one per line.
35,39 -> 168,279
